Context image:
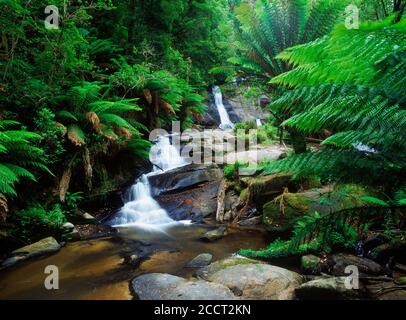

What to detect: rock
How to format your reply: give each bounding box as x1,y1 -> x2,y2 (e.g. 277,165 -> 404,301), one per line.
64,228 -> 81,241
204,261 -> 303,300
295,276 -> 362,300
301,255 -> 321,274
131,273 -> 236,300
75,223 -> 117,240
149,164 -> 223,196
378,290 -> 406,300
200,226 -> 227,242
157,181 -> 219,222
62,222 -> 75,232
166,280 -> 237,300
1,237 -> 60,268
238,216 -> 262,226
186,253 -> 213,268
125,254 -> 143,267
331,253 -> 383,276
263,185 -> 372,232
367,281 -> 406,300
196,257 -> 263,280
368,237 -> 406,264
240,174 -> 295,210
82,212 -> 97,222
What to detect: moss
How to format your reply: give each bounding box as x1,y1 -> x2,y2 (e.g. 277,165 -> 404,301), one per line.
240,188 -> 249,202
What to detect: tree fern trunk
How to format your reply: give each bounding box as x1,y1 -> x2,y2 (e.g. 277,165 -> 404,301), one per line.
288,128 -> 307,154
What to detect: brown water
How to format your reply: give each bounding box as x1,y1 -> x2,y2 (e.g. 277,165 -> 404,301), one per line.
0,224 -> 268,300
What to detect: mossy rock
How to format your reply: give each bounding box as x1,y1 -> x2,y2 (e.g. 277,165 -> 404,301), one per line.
195,257 -> 262,280
262,185 -> 372,232
301,255 -> 321,274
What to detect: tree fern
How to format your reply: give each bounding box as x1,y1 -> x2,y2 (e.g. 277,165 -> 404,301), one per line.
265,17 -> 406,191
0,120 -> 48,199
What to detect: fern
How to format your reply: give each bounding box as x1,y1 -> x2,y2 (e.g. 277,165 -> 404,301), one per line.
0,120 -> 49,198
264,17 -> 406,190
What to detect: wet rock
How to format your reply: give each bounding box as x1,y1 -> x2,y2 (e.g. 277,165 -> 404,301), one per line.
186,253 -> 213,268
200,226 -> 227,242
62,222 -> 75,232
366,280 -> 406,300
149,164 -> 223,196
296,276 -> 362,300
75,223 -> 117,240
64,228 -> 81,241
131,273 -> 236,300
157,181 -> 219,222
132,273 -> 185,300
301,255 -> 321,274
1,237 -> 60,268
331,253 -> 383,276
82,212 -> 97,222
263,185 -> 372,232
237,216 -> 262,226
204,260 -> 303,300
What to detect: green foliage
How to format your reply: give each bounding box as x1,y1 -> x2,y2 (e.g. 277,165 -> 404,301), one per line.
18,204 -> 66,242
240,211 -> 358,259
224,161 -> 249,180
231,0 -> 349,80
264,17 -> 406,190
0,120 -> 49,198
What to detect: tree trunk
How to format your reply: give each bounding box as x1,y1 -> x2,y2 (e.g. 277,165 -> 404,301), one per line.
288,128 -> 307,154
127,0 -> 137,54
393,0 -> 406,23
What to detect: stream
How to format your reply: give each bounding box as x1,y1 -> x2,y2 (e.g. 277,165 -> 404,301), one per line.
0,86 -> 270,300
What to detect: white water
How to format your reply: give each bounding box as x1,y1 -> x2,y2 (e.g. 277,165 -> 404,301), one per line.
150,135 -> 186,172
111,136 -> 188,231
256,118 -> 262,127
213,85 -> 234,130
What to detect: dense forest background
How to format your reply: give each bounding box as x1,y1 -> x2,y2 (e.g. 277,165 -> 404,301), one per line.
0,0 -> 405,262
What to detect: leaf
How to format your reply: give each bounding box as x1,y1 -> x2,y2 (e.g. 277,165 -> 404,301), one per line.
67,124 -> 86,147
360,196 -> 389,207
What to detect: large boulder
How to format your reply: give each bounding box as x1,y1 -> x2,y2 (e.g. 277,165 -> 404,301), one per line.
1,237 -> 61,268
367,280 -> 406,300
295,276 -> 363,300
263,185 -> 372,232
186,253 -> 213,268
149,164 -> 223,196
200,227 -> 227,242
131,273 -> 237,300
330,253 -> 383,276
157,181 -> 219,222
197,257 -> 302,300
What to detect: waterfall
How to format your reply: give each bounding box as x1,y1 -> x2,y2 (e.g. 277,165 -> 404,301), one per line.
150,135 -> 186,172
256,119 -> 262,127
110,136 -> 188,230
212,85 -> 234,130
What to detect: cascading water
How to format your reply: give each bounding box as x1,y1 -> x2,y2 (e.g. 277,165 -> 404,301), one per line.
256,119 -> 262,127
212,85 -> 234,130
110,136 -> 188,230
150,135 -> 186,172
